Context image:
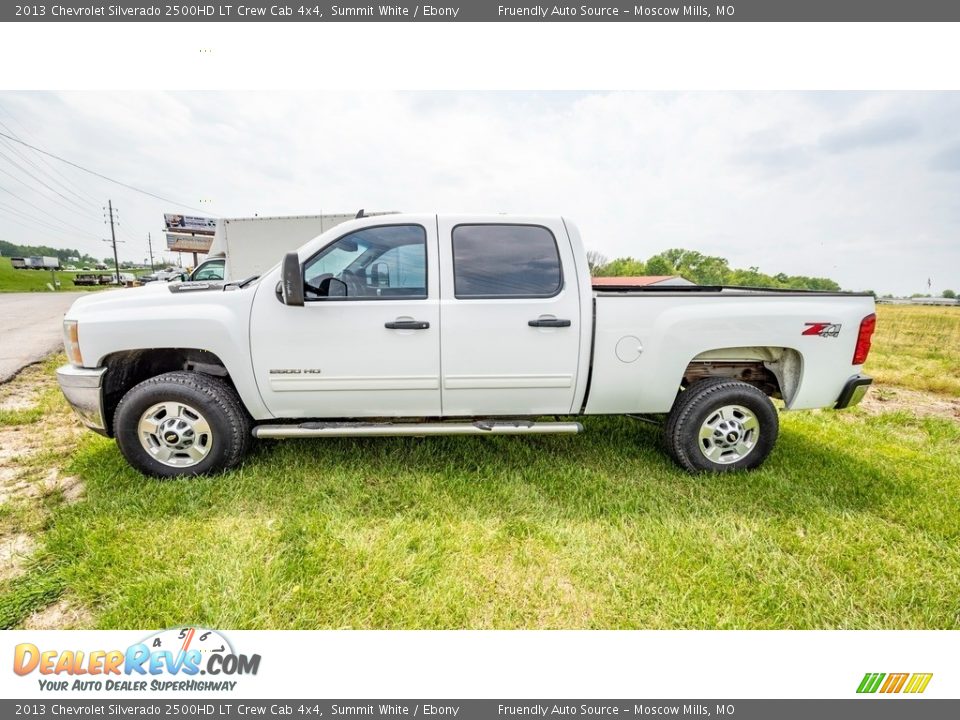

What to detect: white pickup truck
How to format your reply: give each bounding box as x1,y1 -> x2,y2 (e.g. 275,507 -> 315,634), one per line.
56,214 -> 876,477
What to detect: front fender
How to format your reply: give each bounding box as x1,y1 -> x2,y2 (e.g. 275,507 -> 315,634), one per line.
67,285 -> 271,420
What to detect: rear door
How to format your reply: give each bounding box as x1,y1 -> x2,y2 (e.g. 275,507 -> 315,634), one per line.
437,217 -> 583,416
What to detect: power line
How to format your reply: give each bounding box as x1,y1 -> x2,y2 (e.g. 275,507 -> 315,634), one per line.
0,104 -> 103,206
0,130 -> 209,214
0,195 -> 100,239
0,158 -> 101,221
0,183 -> 93,227
0,132 -> 98,210
0,201 -> 97,246
0,144 -> 96,215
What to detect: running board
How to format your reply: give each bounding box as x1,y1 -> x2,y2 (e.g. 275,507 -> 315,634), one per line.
252,420 -> 584,439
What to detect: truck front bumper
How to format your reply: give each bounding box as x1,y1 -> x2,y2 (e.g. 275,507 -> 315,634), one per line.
56,364 -> 108,435
835,374 -> 873,409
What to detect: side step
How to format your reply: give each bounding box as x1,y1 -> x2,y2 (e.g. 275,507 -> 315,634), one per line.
252,420 -> 584,439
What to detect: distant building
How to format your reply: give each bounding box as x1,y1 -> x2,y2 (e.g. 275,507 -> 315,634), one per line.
591,275 -> 695,288
878,297 -> 959,306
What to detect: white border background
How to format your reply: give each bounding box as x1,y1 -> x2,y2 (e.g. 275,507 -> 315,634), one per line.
1,18 -> 958,702
2,629 -> 955,699
1,22 -> 959,90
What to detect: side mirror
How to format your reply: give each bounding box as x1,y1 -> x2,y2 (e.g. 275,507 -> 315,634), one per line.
280,252 -> 304,306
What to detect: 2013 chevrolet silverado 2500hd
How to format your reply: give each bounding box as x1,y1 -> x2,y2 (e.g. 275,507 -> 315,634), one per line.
56,214 -> 876,477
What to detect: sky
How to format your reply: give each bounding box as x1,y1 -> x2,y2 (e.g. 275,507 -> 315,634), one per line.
0,91 -> 957,296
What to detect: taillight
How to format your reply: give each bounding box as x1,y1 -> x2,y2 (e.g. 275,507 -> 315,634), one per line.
852,313 -> 876,365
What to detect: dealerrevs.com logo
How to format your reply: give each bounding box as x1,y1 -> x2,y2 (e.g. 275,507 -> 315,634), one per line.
13,627 -> 261,693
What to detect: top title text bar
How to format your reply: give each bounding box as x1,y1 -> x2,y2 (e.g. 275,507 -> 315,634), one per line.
6,0 -> 960,22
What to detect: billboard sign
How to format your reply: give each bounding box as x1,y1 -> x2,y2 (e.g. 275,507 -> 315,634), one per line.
164,213 -> 216,234
166,233 -> 213,253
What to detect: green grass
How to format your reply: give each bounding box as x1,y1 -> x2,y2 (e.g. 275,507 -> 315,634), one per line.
0,560 -> 66,629
0,256 -> 107,293
7,399 -> 958,629
869,305 -> 960,395
2,308 -> 960,629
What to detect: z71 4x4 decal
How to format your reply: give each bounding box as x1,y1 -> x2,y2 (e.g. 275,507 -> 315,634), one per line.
803,322 -> 842,337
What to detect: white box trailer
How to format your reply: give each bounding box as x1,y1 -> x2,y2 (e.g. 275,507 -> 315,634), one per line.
26,256 -> 60,269
206,212 -> 395,281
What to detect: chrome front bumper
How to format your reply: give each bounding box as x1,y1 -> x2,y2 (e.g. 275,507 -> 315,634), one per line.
56,364 -> 108,435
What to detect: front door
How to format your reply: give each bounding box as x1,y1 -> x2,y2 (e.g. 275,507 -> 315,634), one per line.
437,218 -> 583,416
250,219 -> 441,418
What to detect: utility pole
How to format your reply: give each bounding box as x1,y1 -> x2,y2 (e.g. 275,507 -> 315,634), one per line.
147,232 -> 155,271
103,199 -> 124,285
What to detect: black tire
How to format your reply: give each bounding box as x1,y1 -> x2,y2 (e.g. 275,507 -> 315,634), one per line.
664,378 -> 779,473
113,371 -> 251,478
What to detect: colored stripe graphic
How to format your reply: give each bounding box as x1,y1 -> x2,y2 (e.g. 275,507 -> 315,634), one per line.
880,673 -> 909,693
857,673 -> 885,693
904,673 -> 933,694
857,672 -> 932,694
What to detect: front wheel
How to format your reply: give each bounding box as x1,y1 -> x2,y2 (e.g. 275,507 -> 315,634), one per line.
664,378 -> 779,473
113,371 -> 251,478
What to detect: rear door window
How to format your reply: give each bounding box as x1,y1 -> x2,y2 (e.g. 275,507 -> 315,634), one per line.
451,224 -> 562,299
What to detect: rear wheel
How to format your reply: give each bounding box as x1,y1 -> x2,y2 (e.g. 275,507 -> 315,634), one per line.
113,371 -> 251,478
664,378 -> 779,473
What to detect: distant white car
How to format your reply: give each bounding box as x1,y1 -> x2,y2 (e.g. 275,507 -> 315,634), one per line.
140,269 -> 185,283
57,214 -> 876,478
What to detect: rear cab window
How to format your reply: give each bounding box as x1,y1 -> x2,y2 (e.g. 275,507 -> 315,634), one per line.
451,224 -> 562,299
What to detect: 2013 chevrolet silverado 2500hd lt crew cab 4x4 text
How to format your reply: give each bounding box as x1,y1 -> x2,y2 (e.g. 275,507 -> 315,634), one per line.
56,214 -> 876,477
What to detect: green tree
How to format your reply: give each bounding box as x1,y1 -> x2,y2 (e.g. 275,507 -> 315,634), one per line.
594,256 -> 646,277
593,248 -> 842,290
943,289 -> 956,299
643,248 -> 731,285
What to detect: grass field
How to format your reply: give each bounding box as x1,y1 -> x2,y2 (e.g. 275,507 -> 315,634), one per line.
872,304 -> 960,396
0,256 -> 107,293
0,307 -> 958,630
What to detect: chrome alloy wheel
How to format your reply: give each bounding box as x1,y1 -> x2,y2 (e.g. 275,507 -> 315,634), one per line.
697,404 -> 760,464
137,401 -> 213,468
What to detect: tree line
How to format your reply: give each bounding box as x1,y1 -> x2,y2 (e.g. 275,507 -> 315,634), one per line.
0,239 -> 99,266
587,248 -> 842,291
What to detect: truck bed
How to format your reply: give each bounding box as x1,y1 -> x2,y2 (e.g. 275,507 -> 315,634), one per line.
583,287 -> 875,415
591,282 -> 874,298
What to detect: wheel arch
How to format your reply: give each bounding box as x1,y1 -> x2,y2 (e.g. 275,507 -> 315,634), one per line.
100,348 -> 239,437
681,346 -> 804,407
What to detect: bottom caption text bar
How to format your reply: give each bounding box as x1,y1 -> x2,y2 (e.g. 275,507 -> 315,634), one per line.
5,700 -> 958,719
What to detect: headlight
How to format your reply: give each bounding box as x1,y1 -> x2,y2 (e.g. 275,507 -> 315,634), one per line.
63,320 -> 83,367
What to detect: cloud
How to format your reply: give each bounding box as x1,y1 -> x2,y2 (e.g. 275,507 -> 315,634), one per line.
0,91 -> 958,296
818,117 -> 920,154
930,144 -> 960,172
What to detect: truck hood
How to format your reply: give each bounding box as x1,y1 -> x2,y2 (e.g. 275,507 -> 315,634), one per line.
68,279 -> 261,372
64,281 -> 249,323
